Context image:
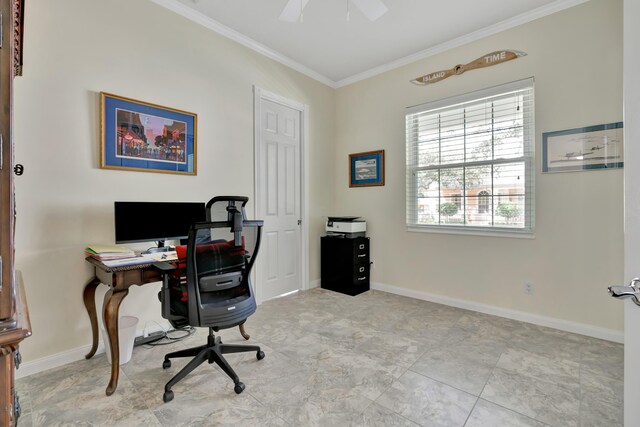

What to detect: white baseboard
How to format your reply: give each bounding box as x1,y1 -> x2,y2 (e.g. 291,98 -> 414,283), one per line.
17,324 -> 168,379
370,281 -> 624,343
19,281 -> 623,379
16,343 -> 105,379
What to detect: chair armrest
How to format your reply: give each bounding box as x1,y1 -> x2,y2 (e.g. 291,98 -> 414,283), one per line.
154,261 -> 178,321
152,261 -> 177,273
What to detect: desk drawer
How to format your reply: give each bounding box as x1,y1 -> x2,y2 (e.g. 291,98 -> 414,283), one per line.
100,268 -> 145,289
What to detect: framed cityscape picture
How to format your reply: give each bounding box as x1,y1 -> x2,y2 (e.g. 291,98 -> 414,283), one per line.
349,150 -> 385,187
100,92 -> 197,175
542,122 -> 623,173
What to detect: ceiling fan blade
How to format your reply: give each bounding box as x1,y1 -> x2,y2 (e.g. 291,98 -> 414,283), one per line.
350,0 -> 388,21
279,0 -> 311,22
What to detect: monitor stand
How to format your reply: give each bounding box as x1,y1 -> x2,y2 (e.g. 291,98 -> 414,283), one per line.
143,241 -> 175,254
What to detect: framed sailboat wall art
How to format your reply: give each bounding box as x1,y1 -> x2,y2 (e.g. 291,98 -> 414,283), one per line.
349,150 -> 385,187
542,122 -> 623,173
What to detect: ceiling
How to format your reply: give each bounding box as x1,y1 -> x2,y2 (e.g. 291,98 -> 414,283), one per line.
154,0 -> 587,87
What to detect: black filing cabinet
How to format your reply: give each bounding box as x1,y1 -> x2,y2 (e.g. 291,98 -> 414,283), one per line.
321,236 -> 370,296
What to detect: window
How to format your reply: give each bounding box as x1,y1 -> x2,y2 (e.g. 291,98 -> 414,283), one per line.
477,190 -> 490,214
406,79 -> 534,235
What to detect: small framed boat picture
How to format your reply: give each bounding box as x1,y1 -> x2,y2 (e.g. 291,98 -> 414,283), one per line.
349,150 -> 385,187
542,122 -> 623,173
100,92 -> 197,175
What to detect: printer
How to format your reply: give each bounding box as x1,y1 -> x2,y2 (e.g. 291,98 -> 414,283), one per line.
326,216 -> 366,237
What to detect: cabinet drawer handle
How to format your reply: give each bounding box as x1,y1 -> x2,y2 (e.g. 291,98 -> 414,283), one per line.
359,267 -> 365,273
359,244 -> 365,249
358,276 -> 366,281
358,254 -> 366,258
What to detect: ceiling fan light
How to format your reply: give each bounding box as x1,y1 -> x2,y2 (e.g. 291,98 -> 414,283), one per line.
278,0 -> 387,22
279,0 -> 310,22
351,0 -> 388,21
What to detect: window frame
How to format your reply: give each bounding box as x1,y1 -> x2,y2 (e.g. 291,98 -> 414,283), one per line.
405,78 -> 535,237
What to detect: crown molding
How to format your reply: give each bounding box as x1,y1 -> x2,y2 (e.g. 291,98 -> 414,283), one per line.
150,0 -> 589,90
334,0 -> 590,87
149,0 -> 337,88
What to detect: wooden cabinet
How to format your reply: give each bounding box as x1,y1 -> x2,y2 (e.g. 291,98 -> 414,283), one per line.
0,1 -> 30,425
320,236 -> 370,296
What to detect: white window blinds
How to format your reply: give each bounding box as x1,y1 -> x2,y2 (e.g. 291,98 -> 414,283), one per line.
406,79 -> 534,234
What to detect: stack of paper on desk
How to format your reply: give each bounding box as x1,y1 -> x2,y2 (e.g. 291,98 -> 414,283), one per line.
85,245 -> 136,261
101,257 -> 151,268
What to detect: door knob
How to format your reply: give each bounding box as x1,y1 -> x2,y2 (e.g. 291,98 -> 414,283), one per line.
608,277 -> 640,306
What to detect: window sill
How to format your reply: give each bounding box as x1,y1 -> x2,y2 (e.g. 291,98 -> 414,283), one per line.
407,225 -> 535,239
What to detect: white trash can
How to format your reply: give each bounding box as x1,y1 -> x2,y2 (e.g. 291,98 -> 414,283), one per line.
101,316 -> 139,365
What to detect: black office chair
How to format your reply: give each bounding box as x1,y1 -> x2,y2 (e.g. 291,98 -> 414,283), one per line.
158,196 -> 265,403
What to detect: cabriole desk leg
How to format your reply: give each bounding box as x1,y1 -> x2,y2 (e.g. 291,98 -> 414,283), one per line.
82,277 -> 101,359
239,322 -> 250,340
103,288 -> 129,396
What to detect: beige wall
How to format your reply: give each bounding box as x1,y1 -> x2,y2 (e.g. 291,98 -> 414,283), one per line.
334,0 -> 624,331
14,0 -> 336,361
15,0 -> 624,365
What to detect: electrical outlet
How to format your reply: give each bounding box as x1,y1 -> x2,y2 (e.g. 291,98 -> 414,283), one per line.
524,282 -> 534,295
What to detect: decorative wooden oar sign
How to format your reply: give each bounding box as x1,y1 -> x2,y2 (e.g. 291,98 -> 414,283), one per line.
411,50 -> 527,86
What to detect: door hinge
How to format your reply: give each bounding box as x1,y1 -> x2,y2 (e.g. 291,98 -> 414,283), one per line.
0,134 -> 3,169
297,219 -> 301,226
0,256 -> 3,290
0,12 -> 3,48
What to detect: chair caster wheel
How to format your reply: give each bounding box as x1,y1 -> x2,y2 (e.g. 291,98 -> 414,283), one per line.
256,350 -> 265,360
234,382 -> 245,394
163,390 -> 174,402
162,360 -> 171,369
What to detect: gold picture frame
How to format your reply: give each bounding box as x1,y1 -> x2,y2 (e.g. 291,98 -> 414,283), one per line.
100,92 -> 197,175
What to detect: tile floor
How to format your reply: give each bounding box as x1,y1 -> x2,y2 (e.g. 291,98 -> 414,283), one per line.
16,288 -> 623,426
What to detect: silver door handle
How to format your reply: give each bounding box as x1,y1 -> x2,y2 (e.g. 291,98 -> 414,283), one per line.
608,278 -> 640,306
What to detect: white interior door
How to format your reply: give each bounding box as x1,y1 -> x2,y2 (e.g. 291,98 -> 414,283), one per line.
623,0 -> 640,424
255,94 -> 302,301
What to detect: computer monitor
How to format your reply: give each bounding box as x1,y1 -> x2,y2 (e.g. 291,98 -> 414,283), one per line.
114,201 -> 206,247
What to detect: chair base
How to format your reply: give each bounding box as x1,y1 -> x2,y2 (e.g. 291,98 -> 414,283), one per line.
162,328 -> 264,402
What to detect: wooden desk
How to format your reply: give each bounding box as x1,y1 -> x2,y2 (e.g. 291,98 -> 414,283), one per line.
83,258 -> 159,396
83,257 -> 252,396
